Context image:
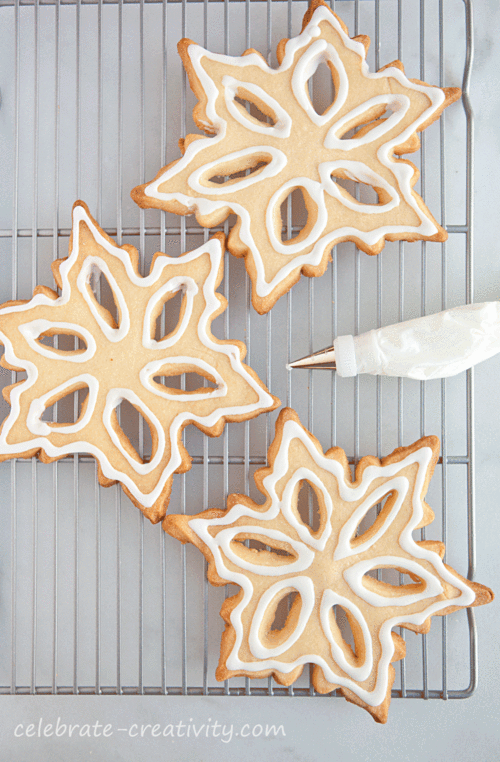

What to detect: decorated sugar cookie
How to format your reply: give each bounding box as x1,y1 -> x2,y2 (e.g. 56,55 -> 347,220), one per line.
132,0 -> 460,314
0,201 -> 279,523
164,408 -> 492,721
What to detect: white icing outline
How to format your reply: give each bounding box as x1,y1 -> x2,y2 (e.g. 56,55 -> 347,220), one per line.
77,256 -> 130,342
333,477 -> 407,561
187,145 -> 287,196
142,276 -> 197,350
26,374 -> 99,436
222,76 -> 292,138
139,356 -> 227,401
143,5 -> 447,300
291,39 -> 348,126
280,467 -> 333,551
319,161 -> 400,214
266,178 -> 327,256
213,525 -> 314,577
103,387 -> 166,475
323,94 -> 411,150
320,589 -> 372,682
189,421 -> 475,707
0,204 -> 275,509
344,556 -> 443,608
249,576 -> 315,658
19,319 -> 97,362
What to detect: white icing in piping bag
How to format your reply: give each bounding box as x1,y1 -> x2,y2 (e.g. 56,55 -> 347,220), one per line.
288,302 -> 500,379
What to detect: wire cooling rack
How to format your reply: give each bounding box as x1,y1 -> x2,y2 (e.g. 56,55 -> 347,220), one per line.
0,0 -> 476,698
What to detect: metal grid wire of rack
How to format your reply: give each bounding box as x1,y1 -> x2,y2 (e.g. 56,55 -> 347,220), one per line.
0,0 -> 476,698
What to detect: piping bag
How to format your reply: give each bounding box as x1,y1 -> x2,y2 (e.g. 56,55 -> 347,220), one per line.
288,302 -> 500,380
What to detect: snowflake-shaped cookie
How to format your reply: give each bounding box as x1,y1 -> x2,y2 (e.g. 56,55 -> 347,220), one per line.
0,202 -> 278,522
132,0 -> 460,313
164,408 -> 492,722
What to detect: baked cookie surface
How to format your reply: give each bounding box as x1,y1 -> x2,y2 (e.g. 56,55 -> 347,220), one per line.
164,408 -> 492,721
0,202 -> 278,523
132,0 -> 459,313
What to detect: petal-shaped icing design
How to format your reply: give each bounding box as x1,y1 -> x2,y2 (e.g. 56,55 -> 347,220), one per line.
320,589 -> 372,681
324,94 -> 411,150
248,576 -> 315,658
215,525 -> 314,577
280,467 -> 332,550
291,40 -> 348,126
142,277 -> 197,350
103,388 -> 166,474
26,374 -> 99,436
77,256 -> 130,342
187,147 -> 287,196
266,179 -> 327,256
320,161 -> 400,214
333,477 -> 408,561
140,357 -> 226,401
223,77 -> 292,138
343,556 -> 443,607
19,319 -> 96,362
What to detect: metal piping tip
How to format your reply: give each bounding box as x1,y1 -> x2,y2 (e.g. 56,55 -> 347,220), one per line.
287,345 -> 336,370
